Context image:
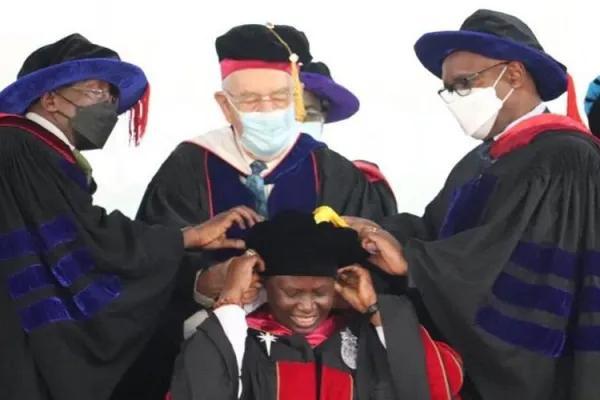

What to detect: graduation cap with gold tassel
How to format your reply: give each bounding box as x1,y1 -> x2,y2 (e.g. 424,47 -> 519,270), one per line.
215,23 -> 313,122
246,208 -> 369,277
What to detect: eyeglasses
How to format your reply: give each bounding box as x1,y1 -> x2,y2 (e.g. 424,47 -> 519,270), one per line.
69,86 -> 117,104
226,88 -> 293,112
437,62 -> 508,103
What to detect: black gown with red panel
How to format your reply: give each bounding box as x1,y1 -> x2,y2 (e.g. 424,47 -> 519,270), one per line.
380,114 -> 600,400
114,130 -> 396,400
352,160 -> 397,217
0,115 -> 186,400
169,294 -> 463,400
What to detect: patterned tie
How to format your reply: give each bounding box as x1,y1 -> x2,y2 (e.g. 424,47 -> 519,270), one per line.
476,140 -> 493,168
245,160 -> 268,217
72,149 -> 93,184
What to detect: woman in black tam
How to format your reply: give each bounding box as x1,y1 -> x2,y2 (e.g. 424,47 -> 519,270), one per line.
169,210 -> 463,400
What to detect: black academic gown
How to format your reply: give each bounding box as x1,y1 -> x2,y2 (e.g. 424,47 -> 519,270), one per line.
170,295 -> 433,400
0,116 -> 185,400
112,132 -> 392,400
383,124 -> 600,399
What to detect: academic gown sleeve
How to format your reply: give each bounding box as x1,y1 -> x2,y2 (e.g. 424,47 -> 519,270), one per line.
0,128 -> 185,400
402,133 -> 600,400
136,143 -> 218,302
111,143 -> 219,400
170,311 -> 241,400
357,294 -> 462,400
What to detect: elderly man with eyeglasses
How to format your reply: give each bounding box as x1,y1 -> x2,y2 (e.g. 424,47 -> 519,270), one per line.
111,24 -> 392,400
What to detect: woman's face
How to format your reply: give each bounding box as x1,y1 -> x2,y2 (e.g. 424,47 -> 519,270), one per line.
265,275 -> 336,334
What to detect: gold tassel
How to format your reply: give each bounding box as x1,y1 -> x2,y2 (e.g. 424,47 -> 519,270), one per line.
265,23 -> 306,122
313,206 -> 349,228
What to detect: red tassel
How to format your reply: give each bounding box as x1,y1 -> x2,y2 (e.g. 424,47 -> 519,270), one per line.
129,84 -> 151,146
566,74 -> 582,123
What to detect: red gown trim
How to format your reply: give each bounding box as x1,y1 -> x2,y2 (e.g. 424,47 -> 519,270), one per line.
490,113 -> 598,159
246,308 -> 346,348
0,113 -> 76,164
420,326 -> 464,400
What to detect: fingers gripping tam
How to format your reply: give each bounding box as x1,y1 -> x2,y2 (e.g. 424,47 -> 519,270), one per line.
245,210 -> 369,277
0,33 -> 150,145
215,23 -> 313,122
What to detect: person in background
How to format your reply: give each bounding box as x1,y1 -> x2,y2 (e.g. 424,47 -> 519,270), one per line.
0,33 -> 262,400
169,210 -> 463,400
345,9 -> 600,400
113,24 -> 392,400
584,76 -> 600,137
300,61 -> 397,216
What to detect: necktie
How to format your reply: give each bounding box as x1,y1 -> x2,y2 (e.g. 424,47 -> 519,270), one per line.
71,149 -> 93,184
245,160 -> 268,217
476,140 -> 493,168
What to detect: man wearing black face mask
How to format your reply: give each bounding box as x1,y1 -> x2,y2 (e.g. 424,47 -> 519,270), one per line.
0,33 -> 264,400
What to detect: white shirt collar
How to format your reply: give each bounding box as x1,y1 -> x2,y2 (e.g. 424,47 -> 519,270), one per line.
494,102 -> 547,141
25,112 -> 74,150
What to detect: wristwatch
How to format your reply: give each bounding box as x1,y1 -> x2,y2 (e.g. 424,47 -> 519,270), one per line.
364,302 -> 379,319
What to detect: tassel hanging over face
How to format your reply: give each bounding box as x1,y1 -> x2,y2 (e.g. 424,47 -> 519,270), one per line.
265,23 -> 306,122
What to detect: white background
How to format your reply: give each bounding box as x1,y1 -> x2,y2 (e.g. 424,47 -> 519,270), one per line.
1,0 -> 594,218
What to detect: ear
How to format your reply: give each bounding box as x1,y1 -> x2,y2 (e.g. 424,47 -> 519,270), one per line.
39,92 -> 59,112
214,91 -> 234,124
507,61 -> 526,89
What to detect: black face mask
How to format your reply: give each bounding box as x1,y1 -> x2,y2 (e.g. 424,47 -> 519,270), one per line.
54,92 -> 119,151
70,102 -> 119,151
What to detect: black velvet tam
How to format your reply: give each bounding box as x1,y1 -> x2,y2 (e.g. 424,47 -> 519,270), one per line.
245,210 -> 369,277
215,24 -> 312,65
18,34 -> 120,79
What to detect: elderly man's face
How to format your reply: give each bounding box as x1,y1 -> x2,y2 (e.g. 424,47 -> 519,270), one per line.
215,69 -> 293,134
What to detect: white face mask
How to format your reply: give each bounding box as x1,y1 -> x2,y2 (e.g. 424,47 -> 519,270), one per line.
445,66 -> 514,140
300,121 -> 324,140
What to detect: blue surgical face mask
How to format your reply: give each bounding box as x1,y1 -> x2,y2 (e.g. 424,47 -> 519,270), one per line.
300,121 -> 324,140
237,105 -> 299,159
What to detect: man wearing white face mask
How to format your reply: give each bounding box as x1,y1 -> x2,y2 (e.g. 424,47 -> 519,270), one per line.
117,23 -> 392,400
344,9 -> 600,400
300,61 -> 397,216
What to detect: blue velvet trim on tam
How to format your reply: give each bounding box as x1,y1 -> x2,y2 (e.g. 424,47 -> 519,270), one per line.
438,174 -> 498,239
1,214 -> 122,332
0,58 -> 147,115
206,134 -> 324,262
414,30 -> 567,101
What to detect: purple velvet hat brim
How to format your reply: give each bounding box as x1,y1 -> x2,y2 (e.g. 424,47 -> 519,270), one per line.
0,58 -> 148,115
301,72 -> 360,123
414,30 -> 567,101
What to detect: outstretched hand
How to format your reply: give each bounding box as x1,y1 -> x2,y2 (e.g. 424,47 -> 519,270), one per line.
183,206 -> 263,250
